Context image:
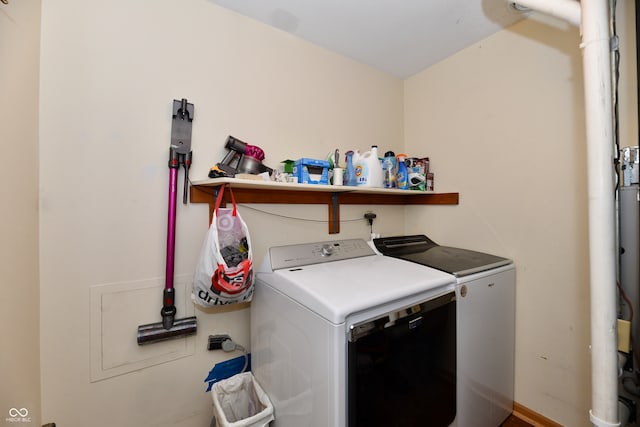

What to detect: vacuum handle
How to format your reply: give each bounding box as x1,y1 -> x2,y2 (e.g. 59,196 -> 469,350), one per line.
166,161 -> 178,291
182,151 -> 192,204
162,160 -> 179,331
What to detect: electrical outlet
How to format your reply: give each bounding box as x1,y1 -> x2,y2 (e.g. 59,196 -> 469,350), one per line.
208,334 -> 231,351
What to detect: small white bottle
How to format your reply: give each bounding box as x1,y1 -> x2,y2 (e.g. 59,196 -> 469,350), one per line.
369,146 -> 384,188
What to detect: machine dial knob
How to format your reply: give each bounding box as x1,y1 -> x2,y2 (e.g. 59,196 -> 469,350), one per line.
320,244 -> 334,256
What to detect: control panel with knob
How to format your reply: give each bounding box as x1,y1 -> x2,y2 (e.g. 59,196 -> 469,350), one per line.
268,239 -> 375,270
321,244 -> 334,256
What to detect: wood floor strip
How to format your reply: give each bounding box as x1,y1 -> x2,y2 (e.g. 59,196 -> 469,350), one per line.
512,402 -> 564,427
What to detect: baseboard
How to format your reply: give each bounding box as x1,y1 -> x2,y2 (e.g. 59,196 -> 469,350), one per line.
513,402 -> 564,427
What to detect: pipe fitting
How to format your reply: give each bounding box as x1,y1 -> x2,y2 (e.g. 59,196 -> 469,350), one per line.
509,0 -> 581,27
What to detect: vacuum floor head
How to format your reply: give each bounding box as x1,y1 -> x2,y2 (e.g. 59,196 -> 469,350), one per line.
137,316 -> 198,345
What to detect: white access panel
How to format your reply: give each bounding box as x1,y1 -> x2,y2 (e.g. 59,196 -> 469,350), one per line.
89,275 -> 196,382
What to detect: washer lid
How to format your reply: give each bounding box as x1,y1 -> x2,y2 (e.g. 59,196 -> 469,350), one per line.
374,235 -> 512,277
257,253 -> 455,324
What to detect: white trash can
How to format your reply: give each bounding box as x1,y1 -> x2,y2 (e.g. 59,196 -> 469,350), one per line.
211,372 -> 274,427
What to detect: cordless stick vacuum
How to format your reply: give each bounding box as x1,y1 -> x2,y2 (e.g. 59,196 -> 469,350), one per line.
137,99 -> 198,345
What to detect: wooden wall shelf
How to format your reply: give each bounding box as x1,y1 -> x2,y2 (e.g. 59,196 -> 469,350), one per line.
190,178 -> 459,234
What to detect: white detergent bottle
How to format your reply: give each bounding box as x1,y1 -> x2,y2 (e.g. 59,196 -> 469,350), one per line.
355,145 -> 383,187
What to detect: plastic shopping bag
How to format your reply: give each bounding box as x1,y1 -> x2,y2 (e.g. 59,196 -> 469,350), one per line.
193,185 -> 254,307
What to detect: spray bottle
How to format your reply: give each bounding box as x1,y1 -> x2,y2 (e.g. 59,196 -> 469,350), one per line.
396,154 -> 409,190
344,151 -> 358,186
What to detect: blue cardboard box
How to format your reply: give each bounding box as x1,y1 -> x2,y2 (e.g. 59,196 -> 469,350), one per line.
293,158 -> 330,185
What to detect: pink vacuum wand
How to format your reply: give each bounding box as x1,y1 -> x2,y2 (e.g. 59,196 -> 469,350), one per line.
137,99 -> 198,345
162,148 -> 183,329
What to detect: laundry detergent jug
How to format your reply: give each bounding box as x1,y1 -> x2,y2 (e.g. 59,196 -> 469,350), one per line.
354,145 -> 383,187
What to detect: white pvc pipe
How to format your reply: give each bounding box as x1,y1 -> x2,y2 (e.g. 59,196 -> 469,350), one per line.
511,0 -> 581,26
581,1 -> 619,426
510,0 -> 619,426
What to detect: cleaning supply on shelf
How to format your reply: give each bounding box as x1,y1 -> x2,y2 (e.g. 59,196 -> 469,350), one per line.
355,145 -> 383,187
396,154 -> 409,190
344,151 -> 358,186
293,158 -> 330,185
407,157 -> 428,191
332,167 -> 344,186
426,172 -> 434,191
382,151 -> 397,188
329,149 -> 342,185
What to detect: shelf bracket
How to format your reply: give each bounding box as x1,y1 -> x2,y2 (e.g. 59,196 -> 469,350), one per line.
329,193 -> 340,234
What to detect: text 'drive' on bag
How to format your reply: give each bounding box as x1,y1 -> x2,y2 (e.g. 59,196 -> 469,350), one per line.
193,185 -> 254,307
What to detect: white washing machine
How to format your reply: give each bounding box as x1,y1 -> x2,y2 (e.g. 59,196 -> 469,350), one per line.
251,238 -> 459,427
373,235 -> 516,427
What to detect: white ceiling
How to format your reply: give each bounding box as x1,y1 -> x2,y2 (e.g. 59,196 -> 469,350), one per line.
211,0 -> 527,79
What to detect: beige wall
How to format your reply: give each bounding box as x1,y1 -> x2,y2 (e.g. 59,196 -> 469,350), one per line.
38,1 -> 403,425
0,1 -> 42,426
404,9 -> 637,426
